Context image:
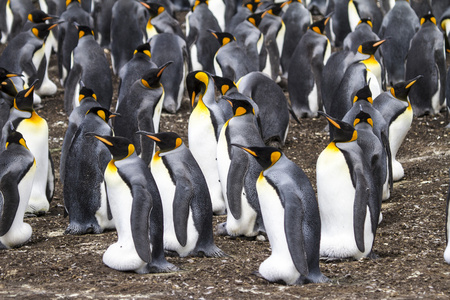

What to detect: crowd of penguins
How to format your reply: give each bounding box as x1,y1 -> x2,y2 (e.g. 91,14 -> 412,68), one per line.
0,0 -> 449,286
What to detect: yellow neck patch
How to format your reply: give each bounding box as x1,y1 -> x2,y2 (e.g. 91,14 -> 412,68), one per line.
234,107 -> 247,116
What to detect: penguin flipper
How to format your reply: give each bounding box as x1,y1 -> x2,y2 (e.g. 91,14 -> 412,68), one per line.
353,174 -> 370,254
46,151 -> 55,202
226,149 -> 249,220
173,180 -> 194,247
137,109 -> 155,166
131,185 -> 153,263
381,131 -> 393,195
63,64 -> 82,114
0,180 -> 20,236
284,193 -> 309,276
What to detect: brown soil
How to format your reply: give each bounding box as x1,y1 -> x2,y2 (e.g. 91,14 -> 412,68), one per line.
1,33 -> 450,300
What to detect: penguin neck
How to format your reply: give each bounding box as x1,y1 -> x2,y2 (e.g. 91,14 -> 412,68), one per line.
146,19 -> 159,39
154,144 -> 184,158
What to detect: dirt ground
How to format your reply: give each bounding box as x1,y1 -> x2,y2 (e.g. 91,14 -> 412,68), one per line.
1,27 -> 450,300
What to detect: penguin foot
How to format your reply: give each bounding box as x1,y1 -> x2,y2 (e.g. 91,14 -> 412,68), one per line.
64,223 -> 103,235
194,245 -> 227,258
164,250 -> 180,257
367,251 -> 380,260
0,241 -> 7,250
24,213 -> 38,218
147,260 -> 179,273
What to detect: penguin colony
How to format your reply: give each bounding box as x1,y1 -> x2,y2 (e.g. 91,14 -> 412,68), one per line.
0,0 -> 449,288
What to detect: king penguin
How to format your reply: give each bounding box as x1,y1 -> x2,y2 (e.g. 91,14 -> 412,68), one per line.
235,144 -> 329,285
343,18 -> 379,53
63,108 -> 116,235
405,13 -> 446,116
216,95 -> 265,237
287,16 -> 331,119
347,0 -> 383,34
0,85 -> 54,215
225,0 -> 258,34
139,1 -> 185,41
138,131 -> 226,258
114,62 -> 172,166
0,128 -> 36,249
64,25 -> 112,115
186,70 -> 227,215
93,135 -> 178,273
185,0 -> 222,74
317,112 -> 380,259
373,76 -> 422,182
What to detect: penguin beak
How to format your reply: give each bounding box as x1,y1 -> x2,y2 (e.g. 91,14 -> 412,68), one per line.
24,85 -> 35,98
318,111 -> 341,129
136,131 -> 160,141
140,1 -> 150,9
406,75 -> 423,89
6,73 -> 21,78
373,39 -> 386,47
231,144 -> 258,157
157,61 -> 173,78
92,135 -> 113,146
191,91 -> 196,107
226,100 -> 233,107
109,112 -> 120,119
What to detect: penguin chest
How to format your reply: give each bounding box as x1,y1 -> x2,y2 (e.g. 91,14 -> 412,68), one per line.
213,52 -> 223,77
32,44 -> 46,72
389,105 -> 413,156
276,22 -> 286,56
17,115 -> 48,174
216,124 -> 231,196
153,90 -> 165,133
257,175 -> 300,285
188,103 -> 217,164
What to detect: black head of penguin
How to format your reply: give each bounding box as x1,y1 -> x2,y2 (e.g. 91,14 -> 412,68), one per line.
357,18 -> 373,29
308,15 -> 331,35
223,95 -> 255,116
247,12 -> 265,28
91,135 -> 135,161
76,24 -> 95,39
212,75 -> 237,95
28,10 -> 56,24
231,144 -> 282,170
66,0 -> 81,7
192,0 -> 209,11
141,61 -> 173,89
78,86 -> 98,103
186,71 -> 210,106
136,131 -> 183,152
85,107 -> 117,123
14,84 -> 36,113
390,75 -> 423,101
140,1 -> 166,17
208,30 -> 236,47
0,68 -> 22,82
352,84 -> 373,104
353,109 -> 374,128
262,2 -> 286,17
420,12 -> 437,26
133,43 -> 152,58
5,128 -> 29,150
318,111 -> 358,143
357,39 -> 386,56
244,0 -> 259,13
31,23 -> 59,40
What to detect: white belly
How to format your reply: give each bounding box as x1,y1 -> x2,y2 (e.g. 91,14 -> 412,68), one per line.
308,81 -> 319,117
94,181 -> 115,231
389,106 -> 412,181
257,175 -> 300,285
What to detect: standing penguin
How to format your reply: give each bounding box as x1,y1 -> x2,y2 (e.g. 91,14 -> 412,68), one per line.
117,43 -> 156,110
317,112 -> 380,259
373,76 -> 421,181
405,13 -> 446,116
210,30 -> 255,81
63,108 -> 116,235
139,2 -> 185,41
186,70 -> 227,215
0,129 -> 36,249
139,131 -> 226,258
92,0 -> 116,48
235,144 -> 329,285
378,0 -> 419,86
237,71 -> 290,148
327,0 -> 351,47
288,16 -> 331,119
216,95 -> 265,237
185,0 -> 222,74
149,33 -> 188,114
64,25 -> 113,115
114,62 -> 172,166
93,135 -> 178,273
1,85 -> 54,215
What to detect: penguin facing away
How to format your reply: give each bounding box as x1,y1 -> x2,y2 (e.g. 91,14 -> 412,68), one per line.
0,128 -> 36,249
138,131 -> 226,258
235,144 -> 329,285
63,108 -> 117,235
317,112 -> 380,259
93,135 -> 178,273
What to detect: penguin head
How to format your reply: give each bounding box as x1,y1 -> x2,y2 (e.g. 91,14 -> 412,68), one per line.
212,75 -> 237,95
232,144 -> 282,170
86,107 -> 117,122
420,12 -> 437,26
308,15 -> 331,35
76,24 -> 94,39
192,0 -> 208,11
133,43 -> 152,58
78,86 -> 97,103
209,30 -> 236,46
357,18 -> 373,28
246,12 -> 265,28
262,2 -> 286,17
5,126 -> 30,150
243,0 -> 259,13
31,23 -> 59,40
91,135 -> 136,161
13,84 -> 36,113
353,108 -> 373,128
319,112 -> 358,143
390,75 -> 423,101
223,95 -> 255,116
137,131 -> 183,152
353,84 -> 373,104
28,10 -> 56,23
0,68 -> 22,83
186,71 -> 212,106
357,39 -> 386,56
66,0 -> 81,7
141,61 -> 172,89
140,2 -> 165,17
